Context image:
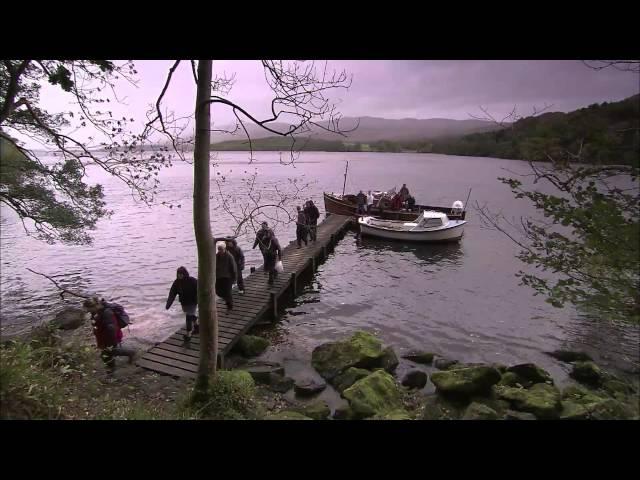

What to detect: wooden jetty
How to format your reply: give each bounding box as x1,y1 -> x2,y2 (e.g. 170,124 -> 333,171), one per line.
136,214 -> 353,378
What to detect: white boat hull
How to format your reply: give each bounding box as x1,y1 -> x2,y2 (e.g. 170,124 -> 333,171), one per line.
359,218 -> 466,242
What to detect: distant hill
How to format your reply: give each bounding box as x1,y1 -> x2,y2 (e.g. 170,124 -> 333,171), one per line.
430,94 -> 640,165
210,116 -> 502,146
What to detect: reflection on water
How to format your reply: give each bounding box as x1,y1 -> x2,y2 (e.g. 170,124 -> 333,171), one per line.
1,151 -> 638,381
357,235 -> 464,267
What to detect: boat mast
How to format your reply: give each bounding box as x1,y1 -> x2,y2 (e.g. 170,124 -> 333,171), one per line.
342,160 -> 349,197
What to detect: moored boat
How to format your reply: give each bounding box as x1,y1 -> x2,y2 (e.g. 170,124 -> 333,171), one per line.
358,210 -> 466,242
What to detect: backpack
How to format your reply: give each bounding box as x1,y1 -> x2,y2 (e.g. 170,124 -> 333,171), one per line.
104,302 -> 131,329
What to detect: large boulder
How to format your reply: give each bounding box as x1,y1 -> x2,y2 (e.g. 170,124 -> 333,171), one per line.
498,372 -> 524,388
421,395 -> 466,420
50,307 -> 86,330
496,383 -> 562,419
237,361 -> 285,384
462,402 -> 500,420
342,370 -> 404,418
402,351 -> 435,365
430,366 -> 501,397
505,363 -> 553,387
569,361 -> 604,387
265,411 -> 313,420
401,370 -> 428,390
292,400 -> 331,420
545,349 -> 592,363
234,335 -> 270,357
311,331 -> 385,381
294,378 -> 327,397
332,367 -> 372,394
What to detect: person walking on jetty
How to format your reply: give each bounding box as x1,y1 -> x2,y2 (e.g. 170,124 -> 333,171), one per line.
216,241 -> 237,311
304,200 -> 320,242
296,205 -> 308,248
264,233 -> 283,286
83,297 -> 136,374
253,221 -> 275,273
166,266 -> 199,341
226,238 -> 246,294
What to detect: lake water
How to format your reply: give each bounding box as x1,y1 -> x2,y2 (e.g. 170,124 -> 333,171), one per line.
1,151 -> 638,385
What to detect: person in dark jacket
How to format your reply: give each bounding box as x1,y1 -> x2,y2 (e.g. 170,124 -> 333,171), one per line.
304,200 -> 320,242
226,238 -> 245,294
264,234 -> 282,286
253,221 -> 275,273
356,190 -> 367,214
216,242 -> 237,310
296,205 -> 308,248
83,297 -> 136,373
166,266 -> 199,341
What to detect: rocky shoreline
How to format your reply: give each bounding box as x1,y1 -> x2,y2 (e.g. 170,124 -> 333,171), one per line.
229,331 -> 640,420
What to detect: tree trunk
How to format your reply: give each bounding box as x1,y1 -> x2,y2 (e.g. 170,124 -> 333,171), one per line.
193,60 -> 216,392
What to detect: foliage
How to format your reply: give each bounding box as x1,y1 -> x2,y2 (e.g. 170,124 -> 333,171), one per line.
1,60 -> 170,244
431,95 -> 639,166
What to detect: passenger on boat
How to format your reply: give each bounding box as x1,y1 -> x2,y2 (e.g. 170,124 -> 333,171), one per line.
391,193 -> 403,210
356,190 -> 367,214
296,206 -> 308,248
366,190 -> 374,213
399,184 -> 410,202
406,195 -> 416,210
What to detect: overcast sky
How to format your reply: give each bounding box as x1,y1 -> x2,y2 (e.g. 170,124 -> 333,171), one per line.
31,60 -> 639,146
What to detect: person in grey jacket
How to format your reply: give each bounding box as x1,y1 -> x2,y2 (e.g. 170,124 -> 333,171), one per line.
216,242 -> 237,310
226,238 -> 245,294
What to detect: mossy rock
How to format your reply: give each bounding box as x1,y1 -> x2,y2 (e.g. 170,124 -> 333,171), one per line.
267,375 -> 294,393
430,366 -> 501,397
446,362 -> 485,371
311,331 -> 384,381
235,335 -> 270,357
434,358 -> 459,370
560,401 -> 591,420
342,370 -> 404,418
292,400 -> 331,420
469,389 -> 510,415
504,410 -> 537,420
332,367 -> 371,394
377,346 -> 399,374
589,398 -> 637,420
421,395 -> 466,420
498,372 -> 525,388
546,349 -> 592,363
333,404 -> 357,420
371,409 -> 412,420
265,411 -> 313,420
402,351 -> 435,365
506,363 -> 553,386
561,384 -> 638,419
496,383 -> 562,419
569,361 -> 604,387
462,402 -> 500,420
236,361 -> 284,384
602,380 -> 636,397
401,370 -> 428,389
50,307 -> 86,330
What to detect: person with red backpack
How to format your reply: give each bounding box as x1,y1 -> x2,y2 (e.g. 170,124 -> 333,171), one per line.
83,296 -> 136,374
